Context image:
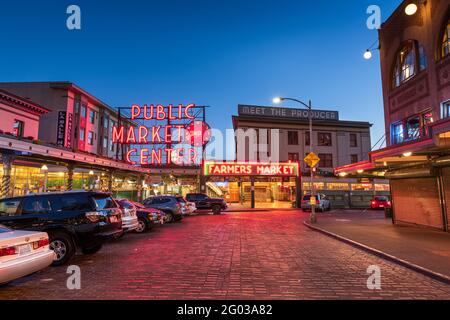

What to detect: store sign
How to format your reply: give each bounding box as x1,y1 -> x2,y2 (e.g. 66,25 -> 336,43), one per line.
238,105 -> 339,121
204,162 -> 300,177
56,111 -> 67,147
112,104 -> 210,166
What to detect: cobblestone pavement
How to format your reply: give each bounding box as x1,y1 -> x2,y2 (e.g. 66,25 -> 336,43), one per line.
1,210 -> 449,300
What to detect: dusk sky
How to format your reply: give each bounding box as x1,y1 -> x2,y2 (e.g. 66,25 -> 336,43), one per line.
1,0 -> 402,156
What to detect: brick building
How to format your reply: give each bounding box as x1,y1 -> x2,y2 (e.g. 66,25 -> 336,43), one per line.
336,0 -> 450,232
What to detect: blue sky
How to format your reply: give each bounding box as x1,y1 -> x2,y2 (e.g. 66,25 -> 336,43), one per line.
1,0 -> 402,155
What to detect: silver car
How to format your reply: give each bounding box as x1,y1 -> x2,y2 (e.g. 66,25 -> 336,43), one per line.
301,194 -> 331,212
116,199 -> 139,232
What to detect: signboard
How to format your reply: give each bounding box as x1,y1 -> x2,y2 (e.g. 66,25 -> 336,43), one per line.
204,162 -> 300,177
112,104 -> 210,166
56,111 -> 67,147
66,113 -> 73,148
238,105 -> 339,121
304,152 -> 320,168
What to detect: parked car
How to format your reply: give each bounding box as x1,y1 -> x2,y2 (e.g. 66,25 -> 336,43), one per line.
0,191 -> 123,266
185,193 -> 227,214
116,199 -> 139,233
130,201 -> 165,233
301,194 -> 331,212
142,196 -> 183,223
175,196 -> 197,216
370,196 -> 391,210
0,225 -> 55,284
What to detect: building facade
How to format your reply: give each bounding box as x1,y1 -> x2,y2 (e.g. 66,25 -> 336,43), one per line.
202,105 -> 389,209
0,82 -> 130,160
336,0 -> 450,232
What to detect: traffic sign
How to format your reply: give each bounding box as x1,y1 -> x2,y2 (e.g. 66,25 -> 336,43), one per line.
304,152 -> 320,168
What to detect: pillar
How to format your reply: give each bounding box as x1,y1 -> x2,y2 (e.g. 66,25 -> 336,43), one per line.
107,170 -> 114,193
250,176 -> 255,209
67,163 -> 75,191
137,175 -> 143,202
1,154 -> 14,199
199,174 -> 207,194
295,175 -> 302,209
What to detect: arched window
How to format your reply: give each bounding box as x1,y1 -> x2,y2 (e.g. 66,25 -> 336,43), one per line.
441,17 -> 450,58
391,40 -> 427,89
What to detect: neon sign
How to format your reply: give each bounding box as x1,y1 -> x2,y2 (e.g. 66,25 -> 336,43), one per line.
204,162 -> 300,177
113,104 -> 210,166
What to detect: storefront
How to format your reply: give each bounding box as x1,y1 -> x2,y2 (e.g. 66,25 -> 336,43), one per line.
203,161 -> 301,209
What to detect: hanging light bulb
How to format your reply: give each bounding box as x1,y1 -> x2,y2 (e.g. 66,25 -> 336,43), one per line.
405,3 -> 418,16
364,49 -> 372,60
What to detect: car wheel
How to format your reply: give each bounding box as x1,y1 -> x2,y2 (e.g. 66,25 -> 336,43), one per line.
212,205 -> 222,215
49,232 -> 75,266
165,213 -> 174,223
135,218 -> 148,233
81,244 -> 102,255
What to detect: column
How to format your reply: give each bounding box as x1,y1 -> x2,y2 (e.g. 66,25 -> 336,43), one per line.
295,175 -> 302,209
1,154 -> 14,199
67,163 -> 75,191
107,170 -> 114,193
250,176 -> 255,209
137,175 -> 143,202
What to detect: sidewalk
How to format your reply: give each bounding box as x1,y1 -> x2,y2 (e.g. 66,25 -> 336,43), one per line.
304,210 -> 450,282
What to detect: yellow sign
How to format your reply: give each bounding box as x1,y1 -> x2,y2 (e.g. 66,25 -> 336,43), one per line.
310,196 -> 317,206
304,152 -> 320,168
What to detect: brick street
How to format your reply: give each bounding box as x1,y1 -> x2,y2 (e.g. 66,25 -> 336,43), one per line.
1,210 -> 449,300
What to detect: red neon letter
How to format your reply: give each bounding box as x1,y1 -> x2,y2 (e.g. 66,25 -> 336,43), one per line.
112,126 -> 124,143
156,105 -> 167,120
131,104 -> 141,120
140,148 -> 149,165
126,149 -> 137,165
138,126 -> 149,143
152,126 -> 162,143
168,104 -> 177,120
184,104 -> 195,119
143,104 -> 154,120
188,148 -> 198,164
126,126 -> 136,144
165,125 -> 173,143
151,149 -> 162,165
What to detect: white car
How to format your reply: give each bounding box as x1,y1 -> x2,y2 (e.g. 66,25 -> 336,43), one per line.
0,225 -> 55,285
116,199 -> 139,232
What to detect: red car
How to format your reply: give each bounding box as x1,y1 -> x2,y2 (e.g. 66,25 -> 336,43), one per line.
370,196 -> 391,210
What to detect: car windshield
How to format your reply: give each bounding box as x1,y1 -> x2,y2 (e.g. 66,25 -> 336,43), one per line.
176,197 -> 186,203
0,198 -> 21,216
375,197 -> 389,202
93,195 -> 117,209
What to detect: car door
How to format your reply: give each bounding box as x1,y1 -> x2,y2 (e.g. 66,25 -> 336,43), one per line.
196,194 -> 208,208
0,196 -> 52,231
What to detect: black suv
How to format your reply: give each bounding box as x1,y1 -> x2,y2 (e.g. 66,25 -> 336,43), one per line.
185,193 -> 227,214
0,191 -> 122,266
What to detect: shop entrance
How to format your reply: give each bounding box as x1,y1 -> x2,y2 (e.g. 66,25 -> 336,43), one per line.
203,161 -> 301,209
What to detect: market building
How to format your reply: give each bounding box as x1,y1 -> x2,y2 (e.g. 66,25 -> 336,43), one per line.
335,0 -> 450,232
203,105 -> 390,209
0,84 -> 150,200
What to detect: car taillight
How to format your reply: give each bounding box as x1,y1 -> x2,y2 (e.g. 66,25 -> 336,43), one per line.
85,211 -> 101,222
0,246 -> 17,257
33,239 -> 50,250
387,201 -> 391,206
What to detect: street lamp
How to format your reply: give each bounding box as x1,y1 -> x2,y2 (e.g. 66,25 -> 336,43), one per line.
405,3 -> 418,16
41,165 -> 49,193
273,96 -> 317,223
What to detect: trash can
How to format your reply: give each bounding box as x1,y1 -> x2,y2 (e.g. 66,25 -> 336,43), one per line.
384,207 -> 393,219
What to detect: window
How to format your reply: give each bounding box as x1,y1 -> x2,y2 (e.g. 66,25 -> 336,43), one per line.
80,105 -> 87,118
288,153 -> 299,161
442,101 -> 450,119
103,117 -> 109,129
391,122 -> 404,144
54,195 -> 92,211
392,40 -> 427,88
287,131 -> 299,145
441,17 -> 450,58
350,134 -> 357,148
0,198 -> 21,216
93,195 -> 117,210
351,154 -> 358,164
305,131 -> 310,146
79,128 -> 85,142
74,99 -> 80,114
21,198 -> 52,215
318,133 -> 332,146
12,120 -> 24,137
318,153 -> 333,168
110,139 -> 115,152
88,131 -> 94,145
103,137 -> 108,148
406,116 -> 421,141
89,110 -> 95,124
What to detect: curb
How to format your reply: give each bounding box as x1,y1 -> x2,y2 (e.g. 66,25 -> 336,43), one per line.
303,221 -> 450,285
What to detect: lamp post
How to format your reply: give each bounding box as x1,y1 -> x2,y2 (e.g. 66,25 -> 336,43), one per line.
273,97 -> 317,223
